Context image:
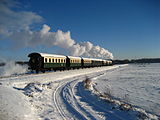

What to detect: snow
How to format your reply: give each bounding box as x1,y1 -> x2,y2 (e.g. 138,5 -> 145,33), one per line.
0,86 -> 39,120
0,64 -> 159,120
92,63 -> 160,116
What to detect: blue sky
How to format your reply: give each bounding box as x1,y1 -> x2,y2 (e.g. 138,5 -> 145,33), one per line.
0,0 -> 160,61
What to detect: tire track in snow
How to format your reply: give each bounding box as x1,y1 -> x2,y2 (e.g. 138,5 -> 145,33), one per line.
53,78 -> 89,120
53,81 -> 68,120
61,79 -> 96,120
52,73 -> 105,120
52,71 -> 127,120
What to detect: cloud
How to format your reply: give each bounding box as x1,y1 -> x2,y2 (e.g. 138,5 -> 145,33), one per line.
10,24 -> 113,59
0,0 -> 43,36
0,0 -> 113,59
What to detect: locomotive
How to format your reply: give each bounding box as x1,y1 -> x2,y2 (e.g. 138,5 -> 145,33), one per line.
28,52 -> 112,73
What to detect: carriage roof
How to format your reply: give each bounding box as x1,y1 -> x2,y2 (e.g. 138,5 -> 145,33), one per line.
67,56 -> 81,59
28,53 -> 66,58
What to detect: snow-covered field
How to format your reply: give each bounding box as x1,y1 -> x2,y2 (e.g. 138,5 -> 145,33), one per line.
93,63 -> 160,116
0,64 -> 159,120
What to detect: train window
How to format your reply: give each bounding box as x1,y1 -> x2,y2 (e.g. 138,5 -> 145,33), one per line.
59,59 -> 60,63
61,59 -> 63,63
49,59 -> 51,63
45,58 -> 47,63
52,59 -> 54,63
64,60 -> 65,63
55,59 -> 57,63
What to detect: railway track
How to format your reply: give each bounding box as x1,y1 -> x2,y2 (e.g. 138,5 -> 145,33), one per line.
0,66 -> 100,80
0,64 -> 117,80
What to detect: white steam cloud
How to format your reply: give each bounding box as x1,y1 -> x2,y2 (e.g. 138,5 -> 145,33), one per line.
10,25 -> 113,59
0,61 -> 28,76
0,0 -> 113,59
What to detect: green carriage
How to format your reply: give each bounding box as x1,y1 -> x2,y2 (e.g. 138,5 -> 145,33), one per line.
67,56 -> 82,68
28,53 -> 67,72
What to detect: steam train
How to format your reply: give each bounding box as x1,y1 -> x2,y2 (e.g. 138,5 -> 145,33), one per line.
28,52 -> 112,73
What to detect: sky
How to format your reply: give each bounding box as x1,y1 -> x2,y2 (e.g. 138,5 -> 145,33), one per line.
0,0 -> 160,61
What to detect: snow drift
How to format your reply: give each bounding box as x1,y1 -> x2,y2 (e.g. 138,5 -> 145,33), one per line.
0,86 -> 39,120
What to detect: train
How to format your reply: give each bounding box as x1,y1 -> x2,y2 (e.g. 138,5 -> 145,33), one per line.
28,52 -> 112,73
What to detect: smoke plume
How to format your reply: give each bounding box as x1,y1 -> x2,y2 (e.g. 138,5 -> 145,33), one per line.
0,0 -> 113,59
0,61 -> 28,76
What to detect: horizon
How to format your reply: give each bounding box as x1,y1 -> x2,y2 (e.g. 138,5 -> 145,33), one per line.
0,0 -> 160,61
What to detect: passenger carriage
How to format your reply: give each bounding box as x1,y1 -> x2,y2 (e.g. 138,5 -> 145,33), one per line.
66,56 -> 82,69
91,58 -> 103,67
28,53 -> 67,72
82,57 -> 92,68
